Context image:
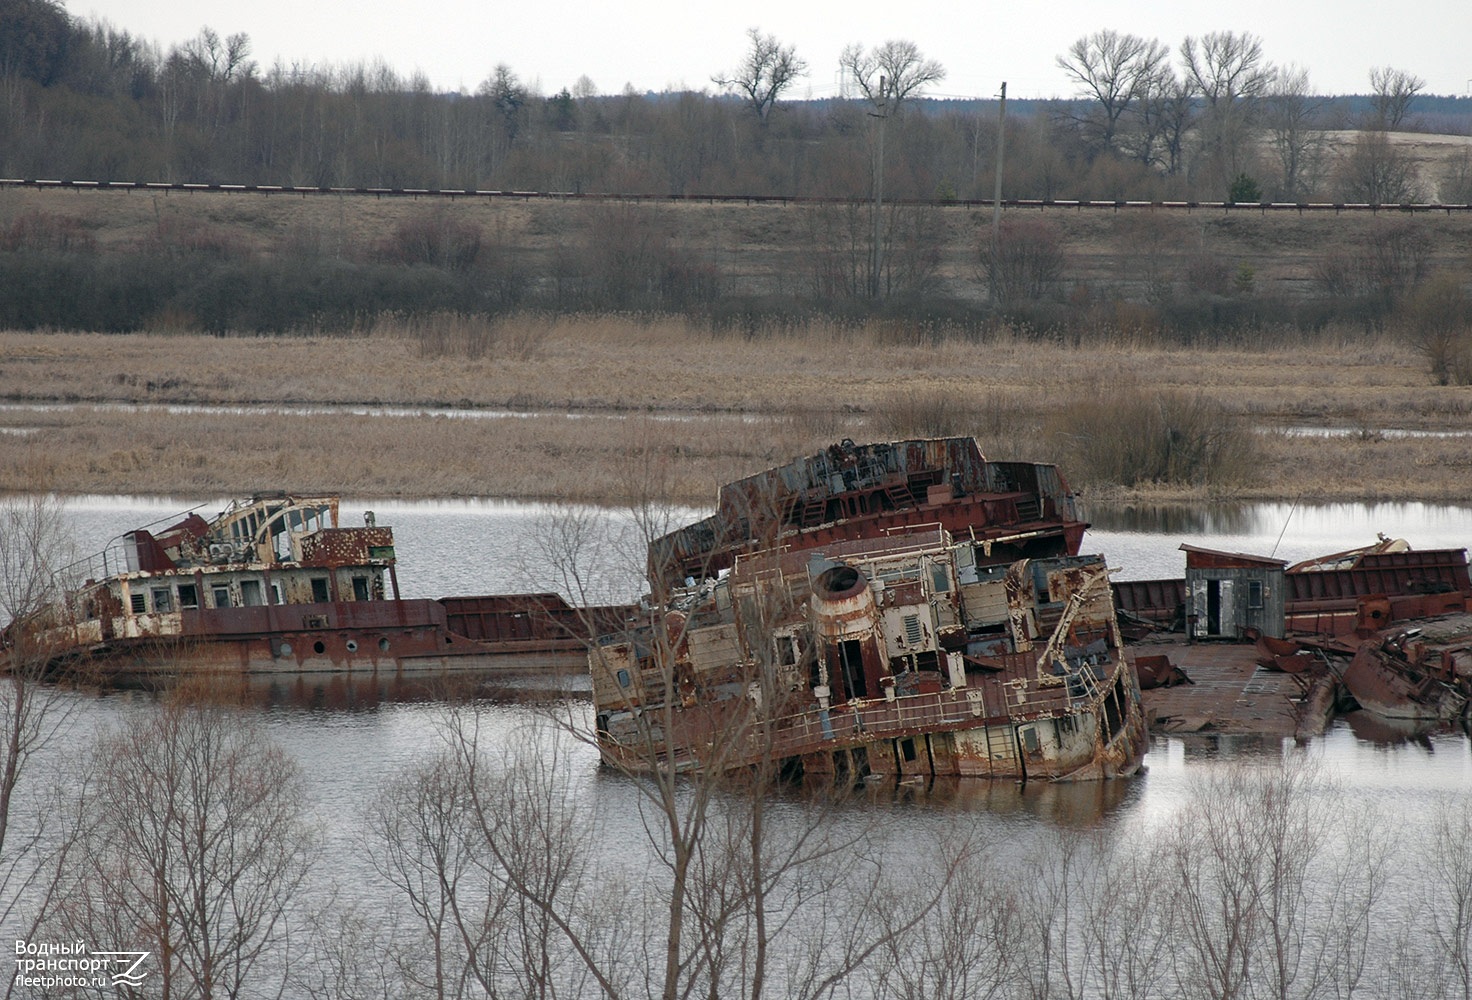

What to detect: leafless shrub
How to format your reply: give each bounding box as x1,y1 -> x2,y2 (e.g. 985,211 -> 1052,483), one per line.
143,211 -> 246,260
50,702 -> 314,999
0,494 -> 80,948
871,851 -> 1021,999
558,203 -> 719,311
1047,381 -> 1261,491
380,207 -> 483,270
983,217 -> 1065,307
1401,271 -> 1472,385
872,386 -> 993,440
0,210 -> 96,253
1425,797 -> 1472,1000
1164,758 -> 1386,1000
1313,220 -> 1434,330
1335,132 -> 1425,205
1183,250 -> 1231,296
1438,148 -> 1472,205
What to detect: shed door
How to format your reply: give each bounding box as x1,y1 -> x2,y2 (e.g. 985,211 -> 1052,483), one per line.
1190,578 -> 1235,638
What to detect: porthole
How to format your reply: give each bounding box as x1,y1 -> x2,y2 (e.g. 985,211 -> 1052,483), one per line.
345,639 -> 359,653
313,640 -> 326,654
278,642 -> 292,657
378,637 -> 390,652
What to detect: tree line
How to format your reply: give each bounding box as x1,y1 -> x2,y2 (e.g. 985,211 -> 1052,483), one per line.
2,1 -> 1469,205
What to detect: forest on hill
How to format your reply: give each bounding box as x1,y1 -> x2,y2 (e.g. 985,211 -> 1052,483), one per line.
3,0 -> 1471,203
1,0 -> 1470,381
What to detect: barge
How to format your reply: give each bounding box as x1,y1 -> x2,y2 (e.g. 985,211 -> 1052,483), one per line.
590,439 -> 1149,782
3,493 -> 632,683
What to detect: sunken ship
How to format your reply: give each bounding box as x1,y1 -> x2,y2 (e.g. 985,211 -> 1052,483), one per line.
590,438 -> 1149,782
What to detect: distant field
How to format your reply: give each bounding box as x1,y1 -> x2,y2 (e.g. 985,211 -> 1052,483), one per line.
0,323 -> 1467,505
2,172 -> 1471,310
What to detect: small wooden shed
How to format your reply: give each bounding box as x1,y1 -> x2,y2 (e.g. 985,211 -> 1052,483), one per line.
1180,544 -> 1287,640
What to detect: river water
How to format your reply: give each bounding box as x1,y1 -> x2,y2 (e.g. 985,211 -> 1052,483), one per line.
8,497 -> 1472,992
38,493 -> 1472,824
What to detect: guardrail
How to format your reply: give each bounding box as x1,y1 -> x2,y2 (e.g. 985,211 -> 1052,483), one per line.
3,177 -> 1469,214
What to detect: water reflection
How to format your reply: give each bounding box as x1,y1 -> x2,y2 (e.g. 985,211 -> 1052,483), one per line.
0,400 -> 761,424
871,771 -> 1141,828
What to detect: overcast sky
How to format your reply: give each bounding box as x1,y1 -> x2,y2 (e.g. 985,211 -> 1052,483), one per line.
77,0 -> 1471,103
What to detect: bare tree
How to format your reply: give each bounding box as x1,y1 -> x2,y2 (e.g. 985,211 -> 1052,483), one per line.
1125,65 -> 1196,175
1439,148 -> 1472,204
0,493 -> 78,962
1369,66 -> 1425,131
838,39 -> 944,110
52,702 -> 314,999
489,455 -> 961,1000
1262,65 -> 1327,200
1428,796 -> 1472,1000
714,28 -> 807,124
1056,30 -> 1171,158
1180,31 -> 1273,191
871,851 -> 1020,999
1162,757 -> 1383,1000
1336,130 -> 1424,204
838,39 -> 944,298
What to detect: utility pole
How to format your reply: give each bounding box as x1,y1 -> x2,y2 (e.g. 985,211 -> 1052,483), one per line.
991,81 -> 1006,262
870,76 -> 888,299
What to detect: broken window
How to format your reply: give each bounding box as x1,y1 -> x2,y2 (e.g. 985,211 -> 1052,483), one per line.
929,562 -> 950,594
178,583 -> 198,610
352,576 -> 370,601
311,578 -> 330,602
213,586 -> 231,608
151,588 -> 173,613
241,580 -> 264,607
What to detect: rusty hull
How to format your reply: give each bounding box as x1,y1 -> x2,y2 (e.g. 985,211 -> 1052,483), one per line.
593,513 -> 1149,784
9,495 -> 622,682
648,438 -> 1088,590
1338,630 -> 1469,722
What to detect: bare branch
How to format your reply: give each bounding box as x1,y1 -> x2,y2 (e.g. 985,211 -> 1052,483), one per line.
838,39 -> 944,110
713,28 -> 807,123
1056,30 -> 1170,155
1369,66 -> 1425,131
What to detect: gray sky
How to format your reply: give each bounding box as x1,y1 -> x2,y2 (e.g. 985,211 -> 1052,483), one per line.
79,0 -> 1471,104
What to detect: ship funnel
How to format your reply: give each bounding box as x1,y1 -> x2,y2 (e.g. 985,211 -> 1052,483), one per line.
811,563 -> 878,640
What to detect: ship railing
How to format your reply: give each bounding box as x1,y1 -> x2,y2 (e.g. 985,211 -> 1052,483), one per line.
744,674 -> 1097,761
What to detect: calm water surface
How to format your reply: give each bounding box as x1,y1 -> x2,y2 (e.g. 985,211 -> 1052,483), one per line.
11,497 -> 1471,945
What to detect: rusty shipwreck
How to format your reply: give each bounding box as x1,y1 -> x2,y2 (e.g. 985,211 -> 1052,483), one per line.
4,493 -> 631,683
589,438 -> 1148,782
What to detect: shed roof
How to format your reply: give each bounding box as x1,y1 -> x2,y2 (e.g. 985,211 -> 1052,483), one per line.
1179,543 -> 1289,570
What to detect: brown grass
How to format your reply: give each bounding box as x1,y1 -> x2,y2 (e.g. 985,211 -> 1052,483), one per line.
1,319 -> 1469,504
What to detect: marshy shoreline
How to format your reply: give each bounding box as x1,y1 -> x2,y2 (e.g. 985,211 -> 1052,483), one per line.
1,320 -> 1468,505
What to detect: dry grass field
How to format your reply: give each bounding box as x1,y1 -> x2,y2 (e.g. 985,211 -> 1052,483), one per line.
1,319 -> 1469,505
4,182 -> 1472,307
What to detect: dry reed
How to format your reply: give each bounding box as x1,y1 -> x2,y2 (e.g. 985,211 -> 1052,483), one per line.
1,322 -> 1468,503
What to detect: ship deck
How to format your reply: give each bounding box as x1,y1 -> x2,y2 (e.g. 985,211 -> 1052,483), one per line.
1134,637 -> 1303,738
